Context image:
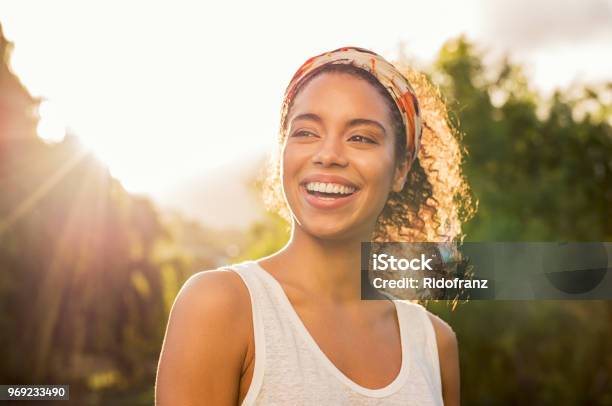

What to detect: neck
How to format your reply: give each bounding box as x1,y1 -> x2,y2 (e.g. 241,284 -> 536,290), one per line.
270,221 -> 373,303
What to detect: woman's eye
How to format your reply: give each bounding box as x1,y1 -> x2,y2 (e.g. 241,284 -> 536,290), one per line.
292,130 -> 317,138
349,135 -> 376,144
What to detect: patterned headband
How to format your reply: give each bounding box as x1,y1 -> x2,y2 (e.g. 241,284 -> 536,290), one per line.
282,46 -> 422,165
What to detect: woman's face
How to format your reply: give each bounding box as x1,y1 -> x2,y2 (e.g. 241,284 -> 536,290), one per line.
281,72 -> 408,241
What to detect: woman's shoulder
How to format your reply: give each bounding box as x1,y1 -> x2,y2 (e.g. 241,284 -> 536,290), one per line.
156,267 -> 254,404
394,300 -> 458,349
422,307 -> 460,405
169,268 -> 254,356
166,267 -> 253,349
396,301 -> 459,402
175,267 -> 252,319
425,309 -> 458,353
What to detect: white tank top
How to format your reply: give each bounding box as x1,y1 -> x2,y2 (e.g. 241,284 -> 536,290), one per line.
226,260 -> 444,406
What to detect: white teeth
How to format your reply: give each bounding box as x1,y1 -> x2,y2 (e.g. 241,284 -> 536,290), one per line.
305,182 -> 356,195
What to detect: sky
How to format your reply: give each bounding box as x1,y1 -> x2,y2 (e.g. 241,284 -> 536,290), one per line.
1,0 -> 611,226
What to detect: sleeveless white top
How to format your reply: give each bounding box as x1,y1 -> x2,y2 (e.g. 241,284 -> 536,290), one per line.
226,260 -> 444,406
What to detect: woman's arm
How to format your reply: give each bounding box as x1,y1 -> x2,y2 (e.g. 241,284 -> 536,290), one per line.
428,313 -> 460,406
156,270 -> 251,406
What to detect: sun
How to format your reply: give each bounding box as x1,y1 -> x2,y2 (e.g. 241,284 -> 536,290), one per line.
37,100 -> 67,143
35,99 -> 159,195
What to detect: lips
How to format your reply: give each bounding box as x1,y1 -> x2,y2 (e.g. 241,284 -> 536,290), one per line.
299,174 -> 360,210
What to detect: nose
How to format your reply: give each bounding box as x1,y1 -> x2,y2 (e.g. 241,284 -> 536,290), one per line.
312,135 -> 348,168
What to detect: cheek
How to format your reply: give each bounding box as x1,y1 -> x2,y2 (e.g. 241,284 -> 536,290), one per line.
281,143 -> 308,194
354,148 -> 396,190
281,144 -> 301,180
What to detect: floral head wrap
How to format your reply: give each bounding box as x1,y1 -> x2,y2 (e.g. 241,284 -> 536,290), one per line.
282,46 -> 422,165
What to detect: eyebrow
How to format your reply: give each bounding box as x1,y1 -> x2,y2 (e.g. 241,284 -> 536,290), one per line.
290,113 -> 387,135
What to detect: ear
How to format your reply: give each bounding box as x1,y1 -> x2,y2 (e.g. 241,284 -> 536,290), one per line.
392,157 -> 410,193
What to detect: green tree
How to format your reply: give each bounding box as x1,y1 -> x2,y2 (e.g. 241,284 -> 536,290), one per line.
428,36 -> 612,405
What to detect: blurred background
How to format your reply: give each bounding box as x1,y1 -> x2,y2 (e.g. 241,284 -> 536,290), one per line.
0,1 -> 611,404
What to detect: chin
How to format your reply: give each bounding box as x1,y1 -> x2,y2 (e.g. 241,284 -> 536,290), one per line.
299,219 -> 365,242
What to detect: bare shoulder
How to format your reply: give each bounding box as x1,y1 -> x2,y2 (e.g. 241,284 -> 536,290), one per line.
155,268 -> 252,406
167,268 -> 254,350
426,310 -> 458,353
426,309 -> 461,406
167,268 -> 253,335
176,269 -> 252,316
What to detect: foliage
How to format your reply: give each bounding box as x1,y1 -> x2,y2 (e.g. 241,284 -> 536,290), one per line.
427,36 -> 612,405
0,25 -> 193,402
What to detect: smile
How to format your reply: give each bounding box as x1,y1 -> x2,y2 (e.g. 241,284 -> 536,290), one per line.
305,182 -> 356,195
300,182 -> 360,209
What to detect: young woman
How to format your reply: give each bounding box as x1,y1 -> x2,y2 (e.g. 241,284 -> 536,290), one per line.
156,47 -> 472,405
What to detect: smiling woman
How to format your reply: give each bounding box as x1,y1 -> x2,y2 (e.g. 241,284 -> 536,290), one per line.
156,47 -> 474,406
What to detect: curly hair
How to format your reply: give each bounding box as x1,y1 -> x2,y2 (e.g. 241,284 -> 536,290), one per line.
262,62 -> 476,243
